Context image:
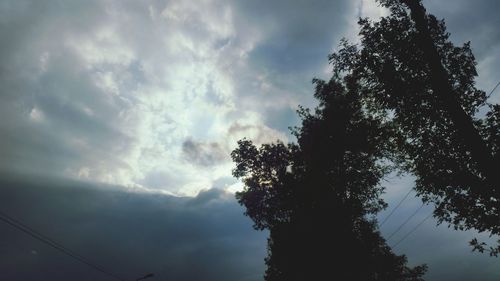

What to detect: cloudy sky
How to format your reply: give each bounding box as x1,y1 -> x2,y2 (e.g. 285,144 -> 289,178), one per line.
0,0 -> 499,280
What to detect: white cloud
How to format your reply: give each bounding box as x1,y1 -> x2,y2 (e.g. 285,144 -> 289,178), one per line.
17,0 -> 500,196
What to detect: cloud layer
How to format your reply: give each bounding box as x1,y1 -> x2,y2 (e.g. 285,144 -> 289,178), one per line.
0,0 -> 357,195
1,174 -> 499,281
1,0 -> 498,195
0,175 -> 267,281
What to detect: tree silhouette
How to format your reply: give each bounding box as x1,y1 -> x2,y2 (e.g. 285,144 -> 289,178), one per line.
330,0 -> 500,254
232,76 -> 426,280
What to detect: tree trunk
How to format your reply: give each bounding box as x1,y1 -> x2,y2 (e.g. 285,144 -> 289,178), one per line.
402,0 -> 498,190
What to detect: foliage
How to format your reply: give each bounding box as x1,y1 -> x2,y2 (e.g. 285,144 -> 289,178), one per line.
330,0 -> 500,254
232,77 -> 426,280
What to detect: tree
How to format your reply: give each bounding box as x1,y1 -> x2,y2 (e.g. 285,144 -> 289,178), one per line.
232,76 -> 426,280
329,0 -> 500,254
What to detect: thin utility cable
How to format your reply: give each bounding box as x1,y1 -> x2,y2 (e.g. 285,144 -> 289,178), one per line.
379,188 -> 414,227
0,211 -> 125,281
0,211 -> 101,267
391,212 -> 434,249
0,211 -> 91,259
386,203 -> 425,241
487,81 -> 500,99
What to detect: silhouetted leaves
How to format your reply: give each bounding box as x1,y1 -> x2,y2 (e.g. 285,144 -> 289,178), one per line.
233,0 -> 500,278
232,77 -> 426,280
329,0 -> 499,254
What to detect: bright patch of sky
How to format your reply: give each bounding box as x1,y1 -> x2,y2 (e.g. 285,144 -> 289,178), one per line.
0,0 -> 498,196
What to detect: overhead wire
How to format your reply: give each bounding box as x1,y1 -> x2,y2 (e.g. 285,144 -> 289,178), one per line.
385,203 -> 425,241
0,210 -> 126,281
391,211 -> 434,249
486,81 -> 500,99
379,188 -> 414,227
481,80 -> 500,108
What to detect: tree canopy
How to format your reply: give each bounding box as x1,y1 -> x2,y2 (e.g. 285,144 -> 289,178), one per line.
232,76 -> 426,280
330,0 -> 500,255
232,0 -> 500,279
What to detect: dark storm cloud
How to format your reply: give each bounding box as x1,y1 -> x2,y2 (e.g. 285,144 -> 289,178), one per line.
0,174 -> 267,281
1,174 -> 498,281
182,138 -> 228,167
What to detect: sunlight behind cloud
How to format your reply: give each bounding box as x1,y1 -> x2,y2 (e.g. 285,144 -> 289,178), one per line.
10,0 -> 291,195
0,0 -> 395,195
0,0 -> 366,195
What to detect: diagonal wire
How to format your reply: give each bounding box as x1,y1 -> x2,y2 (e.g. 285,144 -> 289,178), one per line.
391,211 -> 434,249
385,203 -> 425,241
379,188 -> 414,227
486,81 -> 500,99
0,211 -> 125,281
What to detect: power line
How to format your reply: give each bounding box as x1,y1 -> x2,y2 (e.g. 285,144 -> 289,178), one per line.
379,188 -> 414,227
0,211 -> 126,281
0,212 -> 125,280
385,203 -> 425,241
391,211 -> 434,249
486,81 -> 500,99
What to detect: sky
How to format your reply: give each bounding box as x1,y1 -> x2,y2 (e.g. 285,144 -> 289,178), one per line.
0,0 -> 499,280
